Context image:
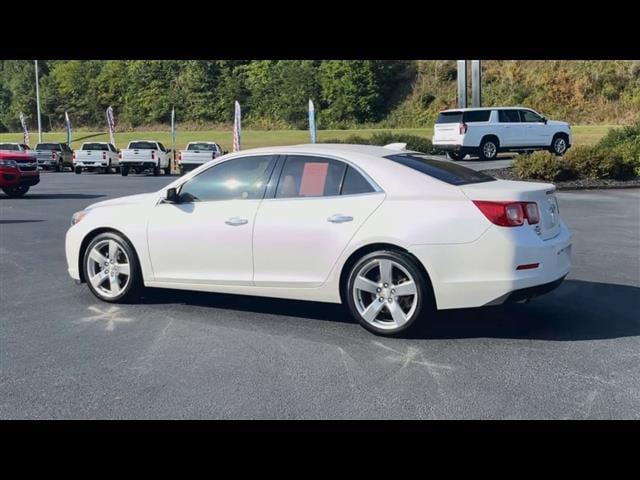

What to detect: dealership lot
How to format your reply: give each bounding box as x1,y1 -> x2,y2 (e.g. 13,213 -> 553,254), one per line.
1,172 -> 639,419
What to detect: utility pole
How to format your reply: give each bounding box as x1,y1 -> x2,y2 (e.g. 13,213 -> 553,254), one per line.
34,60 -> 42,143
456,60 -> 467,108
471,60 -> 482,108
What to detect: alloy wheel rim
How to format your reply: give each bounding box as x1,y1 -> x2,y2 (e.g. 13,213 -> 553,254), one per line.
554,138 -> 566,154
86,239 -> 131,299
352,258 -> 418,330
483,142 -> 497,158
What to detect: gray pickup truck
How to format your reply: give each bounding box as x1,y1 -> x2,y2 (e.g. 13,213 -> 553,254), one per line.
177,142 -> 225,175
34,142 -> 74,171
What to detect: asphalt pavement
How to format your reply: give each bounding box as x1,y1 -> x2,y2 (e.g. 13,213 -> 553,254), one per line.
1,171 -> 638,419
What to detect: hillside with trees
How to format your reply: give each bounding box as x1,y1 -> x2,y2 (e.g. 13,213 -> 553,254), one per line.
1,60 -> 639,132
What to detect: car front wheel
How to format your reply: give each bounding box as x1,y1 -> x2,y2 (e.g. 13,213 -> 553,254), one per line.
83,232 -> 141,303
345,250 -> 430,336
551,135 -> 569,156
2,186 -> 29,198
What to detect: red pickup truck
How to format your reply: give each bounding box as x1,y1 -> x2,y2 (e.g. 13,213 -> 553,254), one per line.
0,151 -> 40,197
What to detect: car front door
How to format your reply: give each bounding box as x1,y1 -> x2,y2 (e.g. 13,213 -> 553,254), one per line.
147,154 -> 277,285
497,109 -> 522,146
252,155 -> 385,287
519,109 -> 550,146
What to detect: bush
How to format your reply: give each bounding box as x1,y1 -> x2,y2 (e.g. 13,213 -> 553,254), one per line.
596,122 -> 640,150
321,131 -> 438,154
514,151 -> 577,182
564,145 -> 636,180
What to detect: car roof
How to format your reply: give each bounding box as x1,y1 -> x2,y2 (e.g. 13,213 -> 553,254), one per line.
225,143 -> 407,158
439,106 -> 534,113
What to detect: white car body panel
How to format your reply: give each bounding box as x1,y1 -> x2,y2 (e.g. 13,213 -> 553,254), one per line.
65,144 -> 572,310
120,140 -> 171,169
432,107 -> 572,153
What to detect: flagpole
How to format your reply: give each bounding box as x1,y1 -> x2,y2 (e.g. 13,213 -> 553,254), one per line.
34,60 -> 42,144
171,107 -> 176,172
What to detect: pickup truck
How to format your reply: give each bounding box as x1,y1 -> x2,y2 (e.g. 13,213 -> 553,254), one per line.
33,142 -> 74,171
0,143 -> 31,153
0,151 -> 40,197
73,142 -> 120,174
177,142 -> 225,175
119,140 -> 172,176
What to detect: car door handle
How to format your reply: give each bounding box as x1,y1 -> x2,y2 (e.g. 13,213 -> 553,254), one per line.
328,214 -> 353,223
225,217 -> 248,226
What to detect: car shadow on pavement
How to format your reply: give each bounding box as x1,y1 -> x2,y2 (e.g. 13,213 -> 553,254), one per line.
0,220 -> 45,224
21,194 -> 106,200
420,279 -> 640,341
138,279 -> 640,341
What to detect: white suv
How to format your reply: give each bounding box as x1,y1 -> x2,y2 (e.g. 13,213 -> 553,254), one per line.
432,107 -> 572,161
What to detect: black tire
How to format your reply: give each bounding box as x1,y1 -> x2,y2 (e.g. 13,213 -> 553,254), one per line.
115,166 -> 121,174
447,151 -> 465,161
75,166 -> 82,174
121,166 -> 129,176
2,186 -> 29,198
478,137 -> 499,161
153,166 -> 161,176
164,165 -> 172,176
55,161 -> 62,172
179,166 -> 185,176
82,232 -> 142,303
344,250 -> 432,337
550,134 -> 569,156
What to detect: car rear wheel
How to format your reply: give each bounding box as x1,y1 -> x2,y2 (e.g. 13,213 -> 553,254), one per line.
2,186 -> 29,198
153,166 -> 161,176
55,161 -> 62,172
83,232 -> 142,303
345,250 -> 430,336
75,166 -> 82,174
121,166 -> 129,176
478,138 -> 499,160
164,165 -> 172,176
447,151 -> 465,161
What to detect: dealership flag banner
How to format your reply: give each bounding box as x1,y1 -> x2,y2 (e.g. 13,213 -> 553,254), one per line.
19,112 -> 29,145
106,106 -> 116,147
308,99 -> 317,144
233,101 -> 242,152
65,111 -> 71,146
171,106 -> 176,167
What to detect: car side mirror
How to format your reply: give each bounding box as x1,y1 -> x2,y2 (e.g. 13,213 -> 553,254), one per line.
223,150 -> 229,155
542,117 -> 548,124
165,187 -> 181,203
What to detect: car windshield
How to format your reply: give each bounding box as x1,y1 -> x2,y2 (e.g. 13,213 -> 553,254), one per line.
129,142 -> 157,149
35,144 -> 60,150
187,143 -> 217,151
82,143 -> 109,151
384,153 -> 496,186
0,144 -> 20,150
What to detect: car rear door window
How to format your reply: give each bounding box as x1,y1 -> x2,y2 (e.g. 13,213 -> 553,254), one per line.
498,110 -> 521,123
179,155 -> 276,202
340,166 -> 375,195
463,110 -> 491,122
385,153 -> 496,186
276,156 -> 347,198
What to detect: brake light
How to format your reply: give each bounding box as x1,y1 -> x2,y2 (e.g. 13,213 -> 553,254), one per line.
102,151 -> 106,160
473,201 -> 540,227
151,150 -> 155,160
52,152 -> 57,159
72,152 -> 76,160
118,152 -> 122,159
459,122 -> 468,134
178,152 -> 182,161
212,152 -> 215,159
516,263 -> 540,270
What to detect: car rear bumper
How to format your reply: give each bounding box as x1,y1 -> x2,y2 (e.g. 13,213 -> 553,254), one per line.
179,162 -> 204,172
121,161 -> 158,169
409,221 -> 572,310
75,161 -> 110,167
431,142 -> 464,151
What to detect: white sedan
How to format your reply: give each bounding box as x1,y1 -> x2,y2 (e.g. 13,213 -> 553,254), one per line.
65,144 -> 572,336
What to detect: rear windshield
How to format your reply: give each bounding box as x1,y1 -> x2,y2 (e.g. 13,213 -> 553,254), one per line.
187,143 -> 217,151
0,144 -> 20,150
82,143 -> 109,151
128,141 -> 158,150
35,143 -> 61,150
436,112 -> 463,124
385,153 -> 496,186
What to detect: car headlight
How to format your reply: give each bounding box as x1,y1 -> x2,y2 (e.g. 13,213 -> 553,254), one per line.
71,210 -> 89,226
0,160 -> 18,167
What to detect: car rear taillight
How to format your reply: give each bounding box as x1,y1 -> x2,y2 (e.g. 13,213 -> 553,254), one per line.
52,152 -> 57,159
72,152 -> 76,160
473,201 -> 540,227
178,152 -> 182,161
212,152 -> 215,159
102,152 -> 106,160
459,122 -> 468,134
151,150 -> 155,160
118,152 -> 122,159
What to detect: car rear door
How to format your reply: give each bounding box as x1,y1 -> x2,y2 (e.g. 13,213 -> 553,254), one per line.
497,109 -> 522,146
252,155 -> 385,287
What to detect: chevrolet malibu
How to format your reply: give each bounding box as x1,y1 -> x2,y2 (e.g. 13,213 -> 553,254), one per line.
65,144 -> 572,336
